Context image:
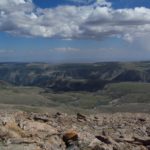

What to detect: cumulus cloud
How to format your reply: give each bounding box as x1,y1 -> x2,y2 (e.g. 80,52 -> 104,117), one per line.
0,0 -> 150,41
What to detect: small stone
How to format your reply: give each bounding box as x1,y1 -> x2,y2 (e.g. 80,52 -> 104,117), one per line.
138,118 -> 146,122
77,113 -> 86,121
33,114 -> 49,122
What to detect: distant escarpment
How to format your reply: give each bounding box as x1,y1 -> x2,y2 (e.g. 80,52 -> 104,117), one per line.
0,61 -> 150,91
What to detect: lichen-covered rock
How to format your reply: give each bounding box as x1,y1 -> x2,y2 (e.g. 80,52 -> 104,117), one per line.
21,120 -> 58,138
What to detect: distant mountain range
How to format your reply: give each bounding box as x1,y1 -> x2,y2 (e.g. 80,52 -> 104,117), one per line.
0,61 -> 150,91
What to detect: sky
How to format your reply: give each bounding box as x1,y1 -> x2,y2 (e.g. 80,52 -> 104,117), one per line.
0,0 -> 150,63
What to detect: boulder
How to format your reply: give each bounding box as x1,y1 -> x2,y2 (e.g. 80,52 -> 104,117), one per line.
21,120 -> 58,138
63,130 -> 79,148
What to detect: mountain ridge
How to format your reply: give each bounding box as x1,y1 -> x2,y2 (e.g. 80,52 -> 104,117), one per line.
0,61 -> 150,91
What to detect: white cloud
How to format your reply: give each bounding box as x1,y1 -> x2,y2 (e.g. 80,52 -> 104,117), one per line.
0,49 -> 15,54
0,0 -> 25,6
65,0 -> 94,4
0,0 -> 150,41
65,0 -> 111,7
54,47 -> 80,52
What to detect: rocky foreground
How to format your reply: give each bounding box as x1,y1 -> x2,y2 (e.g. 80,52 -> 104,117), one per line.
0,111 -> 150,150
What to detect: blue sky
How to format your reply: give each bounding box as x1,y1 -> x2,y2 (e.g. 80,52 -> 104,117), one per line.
33,0 -> 150,8
0,0 -> 150,63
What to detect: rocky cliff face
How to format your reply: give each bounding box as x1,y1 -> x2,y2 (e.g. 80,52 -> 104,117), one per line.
0,111 -> 150,150
1,62 -> 150,91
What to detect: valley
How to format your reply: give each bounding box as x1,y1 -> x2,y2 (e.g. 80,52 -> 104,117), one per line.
0,62 -> 150,113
